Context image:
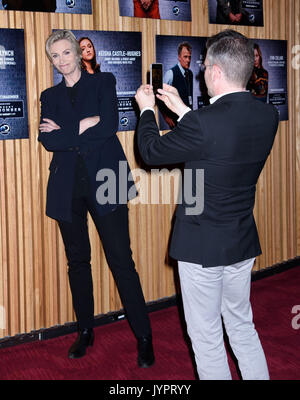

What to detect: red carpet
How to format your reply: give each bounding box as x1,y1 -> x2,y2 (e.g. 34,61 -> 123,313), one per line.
0,266 -> 299,380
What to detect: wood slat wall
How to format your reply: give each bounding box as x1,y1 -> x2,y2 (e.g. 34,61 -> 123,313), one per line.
0,0 -> 299,338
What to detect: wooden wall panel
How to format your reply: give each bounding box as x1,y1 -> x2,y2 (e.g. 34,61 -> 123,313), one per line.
0,0 -> 299,338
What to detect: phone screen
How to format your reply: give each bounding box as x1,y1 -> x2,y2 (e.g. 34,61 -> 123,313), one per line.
151,63 -> 163,95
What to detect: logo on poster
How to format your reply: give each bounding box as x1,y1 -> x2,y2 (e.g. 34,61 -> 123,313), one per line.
0,123 -> 10,135
248,14 -> 255,23
120,116 -> 129,127
66,0 -> 75,8
173,6 -> 180,16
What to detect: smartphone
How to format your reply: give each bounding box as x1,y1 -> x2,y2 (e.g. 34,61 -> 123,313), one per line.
150,63 -> 163,95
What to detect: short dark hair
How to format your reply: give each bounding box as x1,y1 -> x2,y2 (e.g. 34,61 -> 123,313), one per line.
177,42 -> 192,55
206,30 -> 254,87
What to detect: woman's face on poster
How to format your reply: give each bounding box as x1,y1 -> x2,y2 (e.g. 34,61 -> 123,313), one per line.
80,39 -> 95,62
254,48 -> 261,68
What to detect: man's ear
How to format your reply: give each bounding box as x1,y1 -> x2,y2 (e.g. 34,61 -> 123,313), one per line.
212,64 -> 222,81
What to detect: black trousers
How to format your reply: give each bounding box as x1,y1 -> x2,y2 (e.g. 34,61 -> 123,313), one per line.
57,197 -> 152,339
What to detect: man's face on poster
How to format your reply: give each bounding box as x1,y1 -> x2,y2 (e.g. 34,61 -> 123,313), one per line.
178,47 -> 191,69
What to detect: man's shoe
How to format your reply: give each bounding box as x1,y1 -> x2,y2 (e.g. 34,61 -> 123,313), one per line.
137,335 -> 155,368
68,328 -> 94,359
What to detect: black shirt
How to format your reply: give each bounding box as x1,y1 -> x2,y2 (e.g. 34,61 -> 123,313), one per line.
66,84 -> 90,199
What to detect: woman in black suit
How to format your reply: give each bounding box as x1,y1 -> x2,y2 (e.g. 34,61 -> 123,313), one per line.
38,29 -> 154,366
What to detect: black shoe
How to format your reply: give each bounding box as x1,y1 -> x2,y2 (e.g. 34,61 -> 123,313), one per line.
137,335 -> 155,368
68,328 -> 94,359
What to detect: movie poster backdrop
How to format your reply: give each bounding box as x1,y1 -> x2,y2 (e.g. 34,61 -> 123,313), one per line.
119,0 -> 191,21
0,28 -> 28,140
156,35 -> 288,130
0,0 -> 92,14
156,35 -> 208,130
249,38 -> 288,121
208,0 -> 264,27
53,30 -> 142,131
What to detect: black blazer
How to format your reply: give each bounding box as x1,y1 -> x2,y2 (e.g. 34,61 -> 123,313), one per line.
39,71 -> 134,222
137,92 -> 279,267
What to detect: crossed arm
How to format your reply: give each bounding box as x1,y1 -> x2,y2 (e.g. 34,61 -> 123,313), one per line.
38,91 -> 100,152
39,116 -> 100,135
39,73 -> 118,152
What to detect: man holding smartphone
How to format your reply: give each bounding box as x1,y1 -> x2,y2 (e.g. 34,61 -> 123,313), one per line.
135,30 -> 278,380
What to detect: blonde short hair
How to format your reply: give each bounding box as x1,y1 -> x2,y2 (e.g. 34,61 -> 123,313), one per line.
45,29 -> 82,67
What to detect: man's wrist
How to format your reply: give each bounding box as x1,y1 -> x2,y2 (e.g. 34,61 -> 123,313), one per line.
140,106 -> 155,116
177,106 -> 192,122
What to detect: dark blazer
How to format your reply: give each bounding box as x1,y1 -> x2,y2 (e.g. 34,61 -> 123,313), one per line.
39,71 -> 134,222
137,92 -> 279,267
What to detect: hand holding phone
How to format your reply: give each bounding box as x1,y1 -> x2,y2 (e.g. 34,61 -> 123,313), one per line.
150,63 -> 163,95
